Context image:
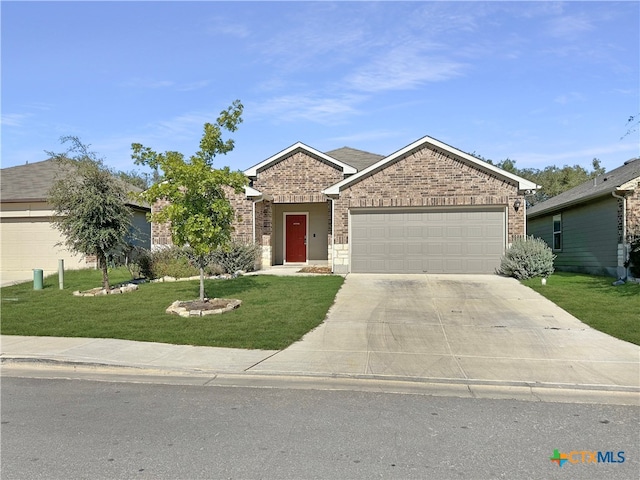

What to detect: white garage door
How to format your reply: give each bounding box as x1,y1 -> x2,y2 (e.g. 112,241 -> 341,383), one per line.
350,208 -> 506,274
1,218 -> 88,278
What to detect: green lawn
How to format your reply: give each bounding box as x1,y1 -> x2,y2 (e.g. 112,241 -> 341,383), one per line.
1,268 -> 344,350
521,272 -> 640,346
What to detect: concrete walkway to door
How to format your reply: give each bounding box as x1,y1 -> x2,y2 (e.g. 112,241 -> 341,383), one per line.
250,274 -> 640,390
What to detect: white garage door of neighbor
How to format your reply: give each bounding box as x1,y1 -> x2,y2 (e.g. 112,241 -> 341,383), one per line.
350,208 -> 506,274
1,218 -> 87,276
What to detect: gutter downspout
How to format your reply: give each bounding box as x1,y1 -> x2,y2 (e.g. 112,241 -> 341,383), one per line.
612,191 -> 627,279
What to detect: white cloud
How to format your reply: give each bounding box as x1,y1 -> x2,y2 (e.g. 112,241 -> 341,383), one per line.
154,112 -> 214,138
176,80 -> 210,92
1,113 -> 32,127
554,92 -> 585,105
345,45 -> 466,93
205,16 -> 251,39
251,5 -> 371,71
515,142 -> 638,169
120,78 -> 209,91
546,14 -> 594,38
120,78 -> 174,89
252,93 -> 365,125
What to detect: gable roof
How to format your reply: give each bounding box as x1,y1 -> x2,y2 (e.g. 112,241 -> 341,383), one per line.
1,159 -> 63,203
323,135 -> 539,196
324,147 -> 384,172
244,142 -> 357,177
527,157 -> 640,218
0,159 -> 149,210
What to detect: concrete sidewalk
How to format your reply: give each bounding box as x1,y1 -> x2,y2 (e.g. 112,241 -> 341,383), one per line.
2,272 -> 639,405
0,335 -> 278,374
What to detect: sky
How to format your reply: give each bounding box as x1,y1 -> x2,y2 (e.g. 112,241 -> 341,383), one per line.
2,1 -> 639,176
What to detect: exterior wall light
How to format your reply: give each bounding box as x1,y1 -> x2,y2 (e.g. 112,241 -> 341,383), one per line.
513,199 -> 522,212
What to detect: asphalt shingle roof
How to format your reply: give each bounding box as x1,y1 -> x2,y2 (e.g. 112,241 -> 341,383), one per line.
325,147 -> 385,172
527,157 -> 640,218
0,159 -> 149,209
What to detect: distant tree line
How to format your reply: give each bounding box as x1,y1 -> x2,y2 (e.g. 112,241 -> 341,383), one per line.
472,153 -> 606,206
116,168 -> 160,190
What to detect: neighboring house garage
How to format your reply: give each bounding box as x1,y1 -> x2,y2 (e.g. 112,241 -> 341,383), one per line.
1,159 -> 151,283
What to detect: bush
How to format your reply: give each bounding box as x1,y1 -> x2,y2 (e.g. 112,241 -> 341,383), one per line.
135,246 -> 200,279
626,237 -> 640,278
210,241 -> 261,274
131,242 -> 259,279
123,245 -> 147,279
497,236 -> 555,280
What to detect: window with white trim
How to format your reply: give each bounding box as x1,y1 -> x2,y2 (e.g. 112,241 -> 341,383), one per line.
553,214 -> 562,251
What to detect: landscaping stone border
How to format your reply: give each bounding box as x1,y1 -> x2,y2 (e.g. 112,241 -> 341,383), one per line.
73,284 -> 139,297
166,298 -> 242,317
150,271 -> 245,283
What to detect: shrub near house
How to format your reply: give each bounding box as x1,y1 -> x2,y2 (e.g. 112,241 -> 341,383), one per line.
498,236 -> 555,280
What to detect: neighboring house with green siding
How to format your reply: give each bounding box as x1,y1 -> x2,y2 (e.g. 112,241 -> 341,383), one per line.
527,158 -> 640,278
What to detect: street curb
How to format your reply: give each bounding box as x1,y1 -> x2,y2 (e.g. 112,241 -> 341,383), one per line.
3,356 -> 638,406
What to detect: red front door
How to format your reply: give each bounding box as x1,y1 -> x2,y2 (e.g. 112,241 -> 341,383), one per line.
285,214 -> 306,263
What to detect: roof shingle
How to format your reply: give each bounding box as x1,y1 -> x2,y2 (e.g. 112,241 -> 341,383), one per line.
324,147 -> 384,172
0,159 -> 149,209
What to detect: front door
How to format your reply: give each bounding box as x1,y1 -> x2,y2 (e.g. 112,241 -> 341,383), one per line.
285,214 -> 307,263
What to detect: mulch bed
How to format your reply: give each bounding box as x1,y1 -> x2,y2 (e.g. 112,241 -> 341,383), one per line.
297,266 -> 333,274
178,299 -> 232,310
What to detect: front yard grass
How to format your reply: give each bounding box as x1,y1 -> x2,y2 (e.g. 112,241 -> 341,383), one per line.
521,272 -> 640,346
0,268 -> 344,350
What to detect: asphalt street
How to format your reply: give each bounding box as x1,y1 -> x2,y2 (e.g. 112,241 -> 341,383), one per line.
1,377 -> 638,480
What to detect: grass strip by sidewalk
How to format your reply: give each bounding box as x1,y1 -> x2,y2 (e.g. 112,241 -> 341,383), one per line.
521,272 -> 640,346
0,268 -> 344,350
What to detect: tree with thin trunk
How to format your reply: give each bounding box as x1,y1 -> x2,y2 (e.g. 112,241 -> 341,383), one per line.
132,100 -> 247,301
48,137 -> 133,290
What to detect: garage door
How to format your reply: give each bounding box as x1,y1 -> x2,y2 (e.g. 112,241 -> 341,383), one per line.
1,218 -> 88,277
350,208 -> 506,274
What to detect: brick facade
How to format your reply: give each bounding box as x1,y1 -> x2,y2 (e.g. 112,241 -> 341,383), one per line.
151,139 -> 531,272
332,144 -> 525,244
252,151 -> 344,202
224,186 -> 253,243
151,198 -> 172,249
222,150 -> 345,267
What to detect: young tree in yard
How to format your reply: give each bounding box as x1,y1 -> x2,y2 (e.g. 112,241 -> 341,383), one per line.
48,137 -> 133,290
132,100 -> 247,301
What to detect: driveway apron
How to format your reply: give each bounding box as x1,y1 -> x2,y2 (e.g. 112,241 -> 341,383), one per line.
249,274 -> 640,389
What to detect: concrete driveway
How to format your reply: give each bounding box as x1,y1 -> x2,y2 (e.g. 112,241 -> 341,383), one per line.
250,274 -> 640,389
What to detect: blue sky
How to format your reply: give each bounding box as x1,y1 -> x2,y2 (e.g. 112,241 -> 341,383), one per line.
2,1 -> 639,175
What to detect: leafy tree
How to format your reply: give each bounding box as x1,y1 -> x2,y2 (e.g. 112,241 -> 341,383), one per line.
117,169 -> 154,190
622,113 -> 639,139
477,154 -> 606,205
521,158 -> 605,205
132,100 -> 247,301
48,137 -> 133,290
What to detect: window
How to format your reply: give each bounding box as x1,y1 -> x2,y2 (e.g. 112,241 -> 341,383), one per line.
553,214 -> 562,251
